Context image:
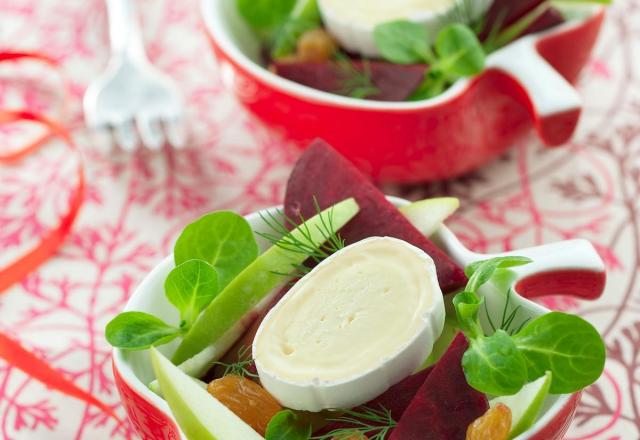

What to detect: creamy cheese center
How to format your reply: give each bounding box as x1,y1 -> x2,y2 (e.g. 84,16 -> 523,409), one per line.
319,0 -> 457,26
254,237 -> 440,383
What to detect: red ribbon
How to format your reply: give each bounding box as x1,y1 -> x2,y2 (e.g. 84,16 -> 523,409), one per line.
0,332 -> 119,421
0,110 -> 85,292
0,53 -> 119,422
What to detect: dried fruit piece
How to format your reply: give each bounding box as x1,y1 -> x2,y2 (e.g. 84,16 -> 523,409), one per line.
466,403 -> 512,440
297,29 -> 337,62
207,374 -> 282,435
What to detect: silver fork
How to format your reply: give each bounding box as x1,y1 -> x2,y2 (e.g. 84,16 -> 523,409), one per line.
84,0 -> 185,151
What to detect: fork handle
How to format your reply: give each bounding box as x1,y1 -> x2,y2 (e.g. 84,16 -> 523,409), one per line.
106,0 -> 148,60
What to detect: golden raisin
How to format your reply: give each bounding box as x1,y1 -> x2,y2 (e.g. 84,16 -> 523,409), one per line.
466,403 -> 512,440
296,28 -> 337,62
270,54 -> 302,64
207,375 -> 282,435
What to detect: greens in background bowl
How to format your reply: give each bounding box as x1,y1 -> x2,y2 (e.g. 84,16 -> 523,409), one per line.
232,0 -> 611,102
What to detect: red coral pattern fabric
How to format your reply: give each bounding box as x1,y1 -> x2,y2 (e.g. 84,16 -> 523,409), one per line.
0,0 -> 637,438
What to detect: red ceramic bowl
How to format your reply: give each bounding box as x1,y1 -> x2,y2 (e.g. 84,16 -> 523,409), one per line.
200,1 -> 604,183
112,197 -> 606,440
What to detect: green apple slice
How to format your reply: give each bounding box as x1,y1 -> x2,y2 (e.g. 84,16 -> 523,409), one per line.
490,371 -> 552,439
421,315 -> 459,369
150,347 -> 264,440
149,373 -> 207,396
399,197 -> 459,237
172,198 -> 360,364
149,317 -> 251,394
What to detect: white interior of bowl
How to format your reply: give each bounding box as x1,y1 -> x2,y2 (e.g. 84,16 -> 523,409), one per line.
201,0 -> 602,110
113,197 -> 571,440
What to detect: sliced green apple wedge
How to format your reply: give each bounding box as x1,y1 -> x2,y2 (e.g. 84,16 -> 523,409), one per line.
149,315 -> 254,394
490,371 -> 552,439
148,372 -> 207,396
421,315 -> 459,369
150,347 -> 264,440
172,198 -> 360,364
399,197 -> 459,237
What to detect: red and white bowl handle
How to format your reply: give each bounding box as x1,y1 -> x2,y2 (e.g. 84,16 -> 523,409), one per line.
486,35 -> 582,146
503,239 -> 605,300
436,229 -> 606,300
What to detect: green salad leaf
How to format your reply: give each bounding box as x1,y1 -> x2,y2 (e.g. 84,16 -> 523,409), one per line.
373,20 -> 431,64
107,211 -> 258,351
174,211 -> 258,290
408,72 -> 447,100
165,260 -> 219,327
265,410 -> 312,440
374,20 -> 486,100
465,256 -> 532,291
105,312 -> 182,350
271,0 -> 322,58
513,312 -> 606,394
236,0 -> 297,33
434,23 -> 485,76
452,290 -> 484,339
462,329 -> 528,396
453,256 -> 606,397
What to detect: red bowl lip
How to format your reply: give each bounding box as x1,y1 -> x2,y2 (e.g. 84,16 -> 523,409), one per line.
200,0 -> 604,112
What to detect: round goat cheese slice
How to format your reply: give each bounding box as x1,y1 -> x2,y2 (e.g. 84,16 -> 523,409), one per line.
253,236 -> 445,411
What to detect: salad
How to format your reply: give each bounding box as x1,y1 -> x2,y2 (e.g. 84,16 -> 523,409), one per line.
107,141 -> 606,440
235,0 -> 610,101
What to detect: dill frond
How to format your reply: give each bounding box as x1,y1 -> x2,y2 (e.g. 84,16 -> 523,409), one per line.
333,53 -> 380,99
256,196 -> 347,279
311,405 -> 396,440
212,346 -> 259,379
483,288 -> 531,335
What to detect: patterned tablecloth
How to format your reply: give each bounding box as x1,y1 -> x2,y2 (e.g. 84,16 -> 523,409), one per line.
0,0 -> 638,438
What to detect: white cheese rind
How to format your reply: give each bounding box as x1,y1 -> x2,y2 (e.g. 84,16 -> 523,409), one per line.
317,0 -> 491,57
253,236 -> 445,411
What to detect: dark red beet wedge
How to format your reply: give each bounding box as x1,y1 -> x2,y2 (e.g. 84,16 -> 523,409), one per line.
315,366 -> 434,437
284,140 -> 467,293
389,334 -> 488,440
272,61 -> 427,102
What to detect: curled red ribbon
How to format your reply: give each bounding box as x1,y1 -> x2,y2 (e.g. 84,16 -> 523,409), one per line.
0,53 -> 119,422
0,110 -> 85,292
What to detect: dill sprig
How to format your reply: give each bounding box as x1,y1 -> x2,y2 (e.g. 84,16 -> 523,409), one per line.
484,288 -> 531,335
311,405 -> 396,440
256,197 -> 347,278
212,346 -> 259,379
333,52 -> 380,99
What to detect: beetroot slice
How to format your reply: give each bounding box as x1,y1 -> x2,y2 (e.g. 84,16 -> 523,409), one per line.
315,366 -> 434,436
284,140 -> 467,293
272,61 -> 427,102
389,334 -> 488,440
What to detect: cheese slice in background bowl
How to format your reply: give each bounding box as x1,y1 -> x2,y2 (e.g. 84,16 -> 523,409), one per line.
253,236 -> 445,411
318,0 -> 492,57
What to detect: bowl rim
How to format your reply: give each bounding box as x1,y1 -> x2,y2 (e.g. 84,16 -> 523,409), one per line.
113,197 -> 573,440
200,0 -> 603,112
